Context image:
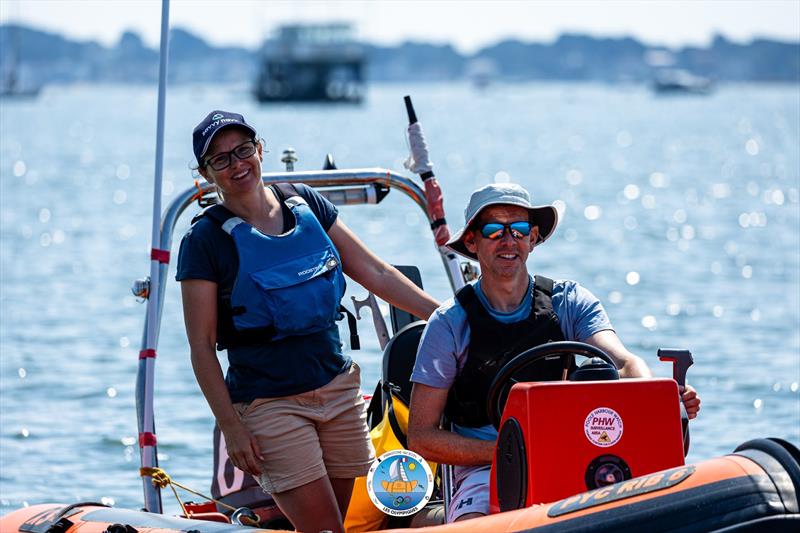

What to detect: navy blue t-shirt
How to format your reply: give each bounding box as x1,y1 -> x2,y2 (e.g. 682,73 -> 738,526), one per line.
176,184 -> 350,402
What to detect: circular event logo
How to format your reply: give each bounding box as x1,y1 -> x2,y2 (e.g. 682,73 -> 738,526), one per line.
584,407 -> 623,447
366,449 -> 433,516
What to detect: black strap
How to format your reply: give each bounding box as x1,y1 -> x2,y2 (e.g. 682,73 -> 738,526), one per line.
383,383 -> 408,449
535,274 -> 554,296
430,218 -> 448,230
272,182 -> 300,202
197,203 -> 237,226
339,305 -> 360,350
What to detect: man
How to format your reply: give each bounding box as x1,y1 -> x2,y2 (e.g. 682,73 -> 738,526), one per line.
407,182 -> 701,523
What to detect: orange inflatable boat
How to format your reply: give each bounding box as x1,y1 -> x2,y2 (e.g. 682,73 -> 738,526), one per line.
2,437 -> 798,532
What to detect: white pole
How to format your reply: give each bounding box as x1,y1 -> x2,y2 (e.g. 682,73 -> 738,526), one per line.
138,0 -> 170,513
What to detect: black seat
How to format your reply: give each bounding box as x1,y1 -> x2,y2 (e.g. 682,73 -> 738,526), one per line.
366,320 -> 426,430
382,320 -> 426,406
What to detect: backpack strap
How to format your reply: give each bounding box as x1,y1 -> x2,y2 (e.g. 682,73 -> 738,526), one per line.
272,182 -> 301,202
191,203 -> 237,226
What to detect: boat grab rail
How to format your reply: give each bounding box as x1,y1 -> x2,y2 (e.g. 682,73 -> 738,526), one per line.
147,168 -> 437,350
144,169 -> 444,369
138,167 -> 463,512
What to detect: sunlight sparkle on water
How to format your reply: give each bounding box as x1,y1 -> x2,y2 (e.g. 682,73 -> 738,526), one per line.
623,184 -> 640,200
107,387 -> 117,398
753,398 -> 763,410
584,205 -> 602,220
765,189 -> 785,205
641,315 -> 658,330
711,183 -> 731,199
649,172 -> 669,188
13,160 -> 27,177
626,272 -> 640,285
641,195 -> 656,209
666,228 -> 679,242
116,164 -> 130,180
18,368 -> 26,379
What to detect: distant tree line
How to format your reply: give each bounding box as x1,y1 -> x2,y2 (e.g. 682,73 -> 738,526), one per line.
1,23 -> 798,86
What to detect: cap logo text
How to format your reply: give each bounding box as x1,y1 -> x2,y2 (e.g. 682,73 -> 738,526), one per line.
202,117 -> 239,137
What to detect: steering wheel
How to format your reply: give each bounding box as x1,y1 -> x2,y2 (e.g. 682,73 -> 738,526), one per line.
486,341 -> 617,429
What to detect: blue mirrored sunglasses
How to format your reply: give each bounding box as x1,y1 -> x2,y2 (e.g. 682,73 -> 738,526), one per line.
479,221 -> 532,240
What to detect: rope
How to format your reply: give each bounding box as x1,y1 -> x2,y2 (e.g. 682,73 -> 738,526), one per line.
190,179 -> 205,203
139,466 -> 239,518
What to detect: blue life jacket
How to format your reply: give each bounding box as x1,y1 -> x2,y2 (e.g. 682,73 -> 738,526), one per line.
203,184 -> 347,346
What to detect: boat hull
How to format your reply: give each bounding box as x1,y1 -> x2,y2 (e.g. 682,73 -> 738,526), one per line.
3,438 -> 798,532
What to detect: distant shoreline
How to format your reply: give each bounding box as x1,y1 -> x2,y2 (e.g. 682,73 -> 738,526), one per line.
1,23 -> 798,86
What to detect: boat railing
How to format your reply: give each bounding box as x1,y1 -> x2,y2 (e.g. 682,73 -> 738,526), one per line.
136,167 -> 466,512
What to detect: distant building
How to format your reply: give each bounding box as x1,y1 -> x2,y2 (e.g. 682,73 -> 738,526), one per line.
253,23 -> 366,103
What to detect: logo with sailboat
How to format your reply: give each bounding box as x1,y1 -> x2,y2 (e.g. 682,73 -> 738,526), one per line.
366,449 -> 433,516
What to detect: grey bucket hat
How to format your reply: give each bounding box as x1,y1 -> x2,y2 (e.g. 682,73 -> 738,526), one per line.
446,182 -> 559,260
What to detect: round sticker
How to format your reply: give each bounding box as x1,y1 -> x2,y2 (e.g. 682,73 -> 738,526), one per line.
366,449 -> 434,516
584,407 -> 623,447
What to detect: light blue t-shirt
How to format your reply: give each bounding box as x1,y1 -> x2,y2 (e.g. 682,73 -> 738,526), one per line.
410,275 -> 613,441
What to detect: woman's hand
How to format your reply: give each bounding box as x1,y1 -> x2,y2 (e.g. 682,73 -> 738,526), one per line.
680,385 -> 701,419
221,419 -> 264,476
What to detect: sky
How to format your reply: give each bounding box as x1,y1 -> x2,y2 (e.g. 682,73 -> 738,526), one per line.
1,0 -> 799,52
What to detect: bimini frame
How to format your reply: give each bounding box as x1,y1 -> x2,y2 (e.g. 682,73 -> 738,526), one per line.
135,168 -> 468,512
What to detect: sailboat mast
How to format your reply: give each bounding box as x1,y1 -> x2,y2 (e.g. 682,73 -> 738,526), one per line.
137,0 -> 170,514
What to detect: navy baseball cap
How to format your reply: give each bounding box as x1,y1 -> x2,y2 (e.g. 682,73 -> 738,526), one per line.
192,110 -> 257,165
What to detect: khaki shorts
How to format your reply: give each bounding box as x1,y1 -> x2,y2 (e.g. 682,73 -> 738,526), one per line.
233,361 -> 375,494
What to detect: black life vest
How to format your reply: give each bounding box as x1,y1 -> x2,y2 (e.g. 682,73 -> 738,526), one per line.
444,275 -> 569,428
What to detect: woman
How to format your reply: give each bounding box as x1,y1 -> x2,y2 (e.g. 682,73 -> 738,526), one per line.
177,110 -> 439,533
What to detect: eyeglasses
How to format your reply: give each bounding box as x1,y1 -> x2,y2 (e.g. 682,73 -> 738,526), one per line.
479,221 -> 532,240
204,140 -> 258,171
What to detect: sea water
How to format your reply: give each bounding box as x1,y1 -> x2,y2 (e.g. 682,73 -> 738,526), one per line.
1,82 -> 798,515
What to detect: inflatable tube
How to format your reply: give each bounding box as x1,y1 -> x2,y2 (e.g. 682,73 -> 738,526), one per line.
2,439 -> 798,533
0,503 -> 275,533
385,438 -> 800,532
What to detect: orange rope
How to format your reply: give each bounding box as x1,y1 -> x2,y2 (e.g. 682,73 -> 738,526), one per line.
139,466 -> 241,519
189,179 -> 205,203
